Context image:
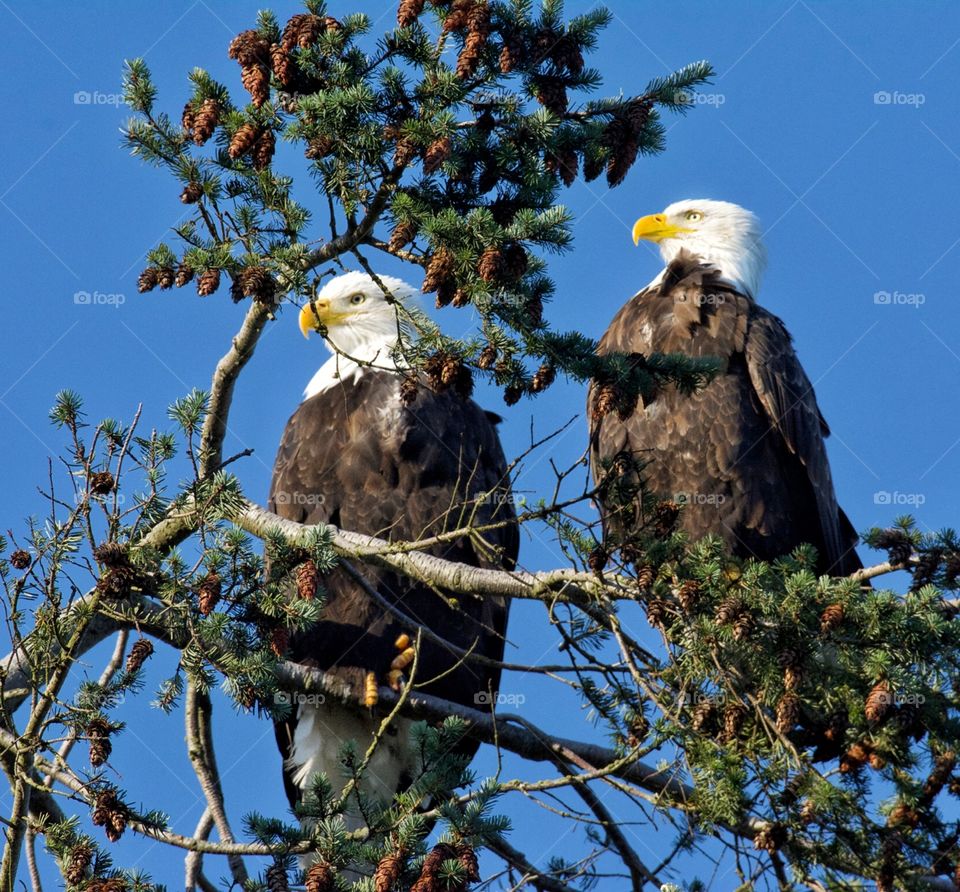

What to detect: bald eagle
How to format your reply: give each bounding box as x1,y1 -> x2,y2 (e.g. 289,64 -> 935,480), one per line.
271,272 -> 518,818
589,200 -> 860,575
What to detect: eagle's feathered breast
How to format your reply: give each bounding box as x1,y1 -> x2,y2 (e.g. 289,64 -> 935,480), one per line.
591,254 -> 859,574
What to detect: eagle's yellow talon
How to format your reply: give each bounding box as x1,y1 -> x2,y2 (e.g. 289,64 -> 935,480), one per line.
363,671 -> 379,708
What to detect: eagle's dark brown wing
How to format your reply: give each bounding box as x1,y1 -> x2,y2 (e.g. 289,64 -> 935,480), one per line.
590,253 -> 860,575
270,370 -> 517,807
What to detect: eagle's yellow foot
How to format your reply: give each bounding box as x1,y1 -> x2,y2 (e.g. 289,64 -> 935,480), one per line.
387,634 -> 416,690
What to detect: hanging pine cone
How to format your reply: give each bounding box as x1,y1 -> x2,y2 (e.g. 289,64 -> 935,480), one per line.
645,597 -> 667,629
874,528 -> 913,566
374,850 -> 404,892
398,375 -> 419,407
175,263 -> 194,288
546,146 -> 578,187
270,626 -> 289,658
389,219 -> 417,252
691,698 -> 717,733
180,181 -> 203,203
477,246 -> 503,283
411,842 -> 458,892
266,864 -> 290,892
778,647 -> 804,691
181,101 -> 196,136
503,384 -> 523,406
305,862 -> 335,892
423,135 -> 453,174
451,287 -> 470,308
776,693 -> 800,734
239,266 -> 276,302
157,267 -> 175,290
888,802 -> 920,828
799,799 -> 817,825
87,717 -> 113,767
477,345 -> 498,370
819,602 -> 844,633
65,840 -> 94,884
305,136 -> 335,160
626,97 -> 654,132
636,564 -> 654,591
753,823 -> 786,853
394,137 -> 417,167
92,788 -> 127,842
296,559 -> 318,600
676,580 -> 699,613
422,247 -> 454,293
865,680 -> 893,724
721,702 -> 747,743
89,470 -> 115,495
840,741 -> 870,773
604,115 -> 639,188
229,122 -> 261,159
125,638 -> 154,673
197,268 -> 221,296
435,280 -> 456,308
229,29 -> 270,67
533,75 -> 567,116
530,363 -> 555,393
138,268 -> 159,293
192,98 -> 221,146
551,34 -> 584,74
498,35 -> 522,74
252,130 -> 276,170
869,751 -> 887,770
923,751 -> 957,798
652,500 -> 680,538
715,596 -> 741,626
93,542 -> 128,569
456,2 -> 491,78
591,382 -> 618,422
587,546 -> 608,574
525,293 -> 544,326
583,148 -> 604,183
502,242 -> 528,280
9,549 -> 30,570
281,12 -> 338,50
398,0 -> 426,27
270,43 -> 294,88
457,843 -> 480,883
732,610 -> 753,641
197,571 -> 222,616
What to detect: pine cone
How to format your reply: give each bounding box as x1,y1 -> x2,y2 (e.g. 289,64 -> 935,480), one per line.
635,564 -> 654,591
65,841 -> 94,885
239,266 -> 276,302
394,137 -> 417,167
451,287 -> 470,308
198,572 -> 222,616
503,384 -> 523,406
477,345 -> 498,370
457,843 -> 480,883
266,864 -> 290,892
922,751 -> 956,799
626,97 -> 653,132
197,268 -> 221,296
138,268 -> 159,293
502,242 -> 528,280
180,181 -> 203,203
192,98 -> 221,146
546,147 -> 578,187
840,741 -> 870,773
691,698 -> 717,734
9,550 -> 30,570
412,843 -> 458,892
399,375 -> 419,407
87,717 -> 112,767
582,149 -> 604,183
652,500 -> 680,538
533,75 -> 567,117
819,602 -> 844,633
732,610 -> 754,641
778,647 -> 803,691
157,267 -> 175,290
456,2 -> 490,78
374,850 -> 404,892
423,135 -> 452,174
228,122 -> 261,159
304,862 -> 335,892
422,247 -> 454,293
606,133 -> 639,188
125,638 -> 154,673
89,470 -> 115,495
92,788 -> 127,842
525,294 -> 544,327
591,382 -> 618,422
281,13 -> 336,50
799,800 -> 817,825
587,546 -> 608,574
776,693 -> 800,734
252,130 -> 276,170
530,363 -> 555,393
551,34 -> 584,74
398,0 -> 427,27
676,580 -> 699,613
865,680 -> 893,724
305,136 -> 335,159
181,101 -> 196,136
229,29 -> 270,67
93,542 -> 128,569
874,528 -> 913,566
498,35 -> 522,73
270,43 -> 294,88
645,597 -> 666,629
175,263 -> 194,288
721,702 -> 747,743
389,219 -> 417,252
715,596 -> 741,626
296,559 -> 318,600
241,63 -> 270,107
869,751 -> 887,770
888,802 -> 920,828
435,280 -> 456,308
753,823 -> 786,853
270,626 -> 289,658
477,247 -> 503,283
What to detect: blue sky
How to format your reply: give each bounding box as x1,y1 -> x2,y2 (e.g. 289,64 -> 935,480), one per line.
2,1 -> 960,888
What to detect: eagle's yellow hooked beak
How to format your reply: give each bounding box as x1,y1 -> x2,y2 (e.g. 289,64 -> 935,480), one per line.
632,213 -> 692,245
299,300 -> 333,338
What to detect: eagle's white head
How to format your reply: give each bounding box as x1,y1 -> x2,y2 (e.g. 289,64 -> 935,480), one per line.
631,199 -> 767,299
298,271 -> 417,399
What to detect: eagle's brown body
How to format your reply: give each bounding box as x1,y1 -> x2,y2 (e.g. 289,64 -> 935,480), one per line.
271,370 -> 517,808
590,253 -> 860,575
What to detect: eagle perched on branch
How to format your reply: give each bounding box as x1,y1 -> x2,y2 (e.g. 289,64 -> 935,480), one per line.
270,272 -> 518,817
590,200 -> 860,575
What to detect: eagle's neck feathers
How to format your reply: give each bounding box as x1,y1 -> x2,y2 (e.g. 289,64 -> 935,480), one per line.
303,325 -> 400,400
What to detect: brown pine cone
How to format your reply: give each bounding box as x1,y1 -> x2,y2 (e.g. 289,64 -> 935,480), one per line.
715,596 -> 741,626
440,354 -> 463,387
546,147 -> 578,186
125,638 -> 154,673
193,98 -> 221,146
138,267 -> 159,293
477,246 -> 503,283
456,3 -> 491,78
583,149 -> 604,183
65,841 -> 94,885
477,345 -> 497,370
587,546 -> 608,574
92,788 -> 126,842
778,647 -> 803,691
691,698 -> 717,733
93,542 -> 128,569
652,500 -> 680,538
394,137 -> 417,167
181,101 -> 196,136
239,266 -> 276,302
525,294 -> 543,327
414,843 -> 458,888
399,375 -> 419,407
305,862 -> 335,892
270,43 -> 294,87
157,267 -> 175,290
229,122 -> 261,159
869,751 -> 887,770
635,564 -> 654,591
266,864 -> 290,892
422,247 -> 454,294
423,136 -> 453,174
296,559 -> 318,600
606,133 -> 639,187
498,33 -> 523,73
865,680 -> 893,724
533,75 -> 567,117
175,263 -> 194,288
89,470 -> 115,495
252,130 -> 276,170
435,280 -> 456,308
819,602 -> 844,633
626,97 -> 653,132
503,384 -> 523,406
9,549 -> 30,570
530,363 -> 555,393
270,626 -> 289,658
305,136 -> 335,160
451,287 -> 470,308
591,381 -> 618,422
753,823 -> 786,852
923,751 -> 957,799
551,34 -> 584,75
457,842 -> 480,883
389,219 -> 417,252
374,850 -> 404,892
502,242 -> 528,280
197,268 -> 221,296
87,717 -> 113,767
721,702 -> 747,743
732,610 -> 753,641
180,181 -> 203,203
888,802 -> 920,828
799,800 -> 817,825
645,597 -> 666,629
398,0 -> 427,27
776,693 -> 800,734
840,741 -> 870,773
198,572 -> 222,616
676,580 -> 699,613
229,29 -> 271,67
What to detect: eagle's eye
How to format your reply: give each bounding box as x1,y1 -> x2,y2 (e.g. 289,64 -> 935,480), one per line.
685,210 -> 703,223
349,293 -> 366,305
